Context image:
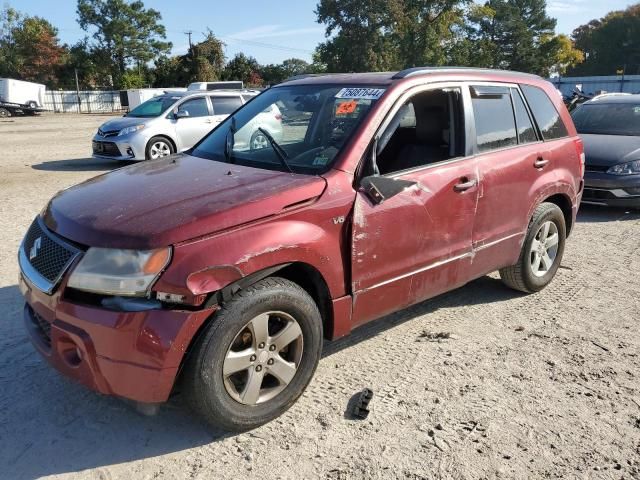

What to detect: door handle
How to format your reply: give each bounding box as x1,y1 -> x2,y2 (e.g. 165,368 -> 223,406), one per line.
205,119 -> 214,124
454,178 -> 477,192
534,157 -> 550,168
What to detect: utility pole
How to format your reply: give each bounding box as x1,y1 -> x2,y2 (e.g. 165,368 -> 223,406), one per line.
74,68 -> 81,113
184,30 -> 193,54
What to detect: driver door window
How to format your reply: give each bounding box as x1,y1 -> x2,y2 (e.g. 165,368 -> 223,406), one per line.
374,88 -> 465,175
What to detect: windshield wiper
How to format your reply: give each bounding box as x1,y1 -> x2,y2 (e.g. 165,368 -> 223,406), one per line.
224,116 -> 237,163
257,127 -> 294,174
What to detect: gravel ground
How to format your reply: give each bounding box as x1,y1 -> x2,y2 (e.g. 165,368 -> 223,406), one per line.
1,114 -> 639,480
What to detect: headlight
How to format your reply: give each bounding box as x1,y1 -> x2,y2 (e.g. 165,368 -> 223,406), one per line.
67,247 -> 171,296
607,160 -> 640,175
118,124 -> 145,136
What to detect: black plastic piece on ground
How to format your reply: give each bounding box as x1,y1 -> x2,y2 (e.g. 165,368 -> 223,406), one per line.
352,388 -> 374,419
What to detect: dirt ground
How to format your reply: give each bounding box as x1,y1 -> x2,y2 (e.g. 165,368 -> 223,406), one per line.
1,113 -> 639,480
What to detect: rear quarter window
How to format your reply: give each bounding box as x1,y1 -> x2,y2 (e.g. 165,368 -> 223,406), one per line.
521,85 -> 568,140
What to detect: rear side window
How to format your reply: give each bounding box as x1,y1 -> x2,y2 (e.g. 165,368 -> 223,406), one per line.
521,85 -> 568,140
211,96 -> 242,115
471,86 -> 517,152
511,89 -> 538,144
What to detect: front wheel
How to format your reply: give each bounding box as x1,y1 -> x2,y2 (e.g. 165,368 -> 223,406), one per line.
145,136 -> 174,160
0,107 -> 10,118
499,202 -> 566,293
183,277 -> 323,432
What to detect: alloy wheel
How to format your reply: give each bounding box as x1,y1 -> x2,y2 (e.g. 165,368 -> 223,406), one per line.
529,220 -> 560,277
223,311 -> 303,405
149,141 -> 171,159
251,133 -> 269,150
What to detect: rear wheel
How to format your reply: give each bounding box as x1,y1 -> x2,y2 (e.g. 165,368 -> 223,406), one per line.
27,101 -> 37,109
499,202 -> 566,293
0,107 -> 10,118
145,136 -> 174,160
183,277 -> 323,432
250,130 -> 269,150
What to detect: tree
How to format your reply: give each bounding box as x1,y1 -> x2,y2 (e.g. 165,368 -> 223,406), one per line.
223,53 -> 263,86
260,58 -> 311,85
77,0 -> 171,88
457,0 -> 581,76
315,0 -> 398,72
570,4 -> 640,76
0,7 -> 67,85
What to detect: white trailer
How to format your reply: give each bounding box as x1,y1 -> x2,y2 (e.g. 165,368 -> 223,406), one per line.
0,78 -> 46,117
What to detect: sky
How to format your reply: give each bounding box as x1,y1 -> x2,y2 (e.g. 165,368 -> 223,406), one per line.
7,0 -> 639,65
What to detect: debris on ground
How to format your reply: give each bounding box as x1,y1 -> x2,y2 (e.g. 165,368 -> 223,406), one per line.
417,331 -> 458,342
351,388 -> 374,419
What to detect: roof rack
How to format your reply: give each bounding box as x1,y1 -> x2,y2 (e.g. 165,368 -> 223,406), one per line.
284,73 -> 331,82
392,66 -> 541,80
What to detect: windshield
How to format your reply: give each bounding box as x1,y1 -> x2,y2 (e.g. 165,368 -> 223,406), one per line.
190,85 -> 385,174
127,95 -> 180,118
572,103 -> 640,136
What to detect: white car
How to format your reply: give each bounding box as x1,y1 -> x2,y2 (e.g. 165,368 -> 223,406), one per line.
92,90 -> 283,161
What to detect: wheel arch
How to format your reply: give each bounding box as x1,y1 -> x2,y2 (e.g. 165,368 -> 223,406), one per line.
146,134 -> 177,155
542,193 -> 573,236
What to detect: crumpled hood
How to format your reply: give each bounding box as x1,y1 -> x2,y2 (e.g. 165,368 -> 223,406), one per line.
43,154 -> 327,249
581,133 -> 640,167
97,116 -> 154,133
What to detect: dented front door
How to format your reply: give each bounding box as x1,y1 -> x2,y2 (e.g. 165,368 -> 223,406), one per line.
350,157 -> 479,327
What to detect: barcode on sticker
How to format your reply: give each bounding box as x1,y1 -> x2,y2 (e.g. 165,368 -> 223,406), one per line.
335,88 -> 385,100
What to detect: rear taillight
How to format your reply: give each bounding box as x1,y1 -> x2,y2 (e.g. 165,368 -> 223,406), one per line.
574,137 -> 585,177
275,114 -> 282,121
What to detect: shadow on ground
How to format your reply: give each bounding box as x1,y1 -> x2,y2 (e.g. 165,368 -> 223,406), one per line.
31,157 -> 134,172
577,204 -> 640,223
0,273 -> 523,479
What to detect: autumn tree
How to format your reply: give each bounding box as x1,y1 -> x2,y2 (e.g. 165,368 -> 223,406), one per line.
77,0 -> 171,88
0,7 -> 66,85
223,53 -> 263,87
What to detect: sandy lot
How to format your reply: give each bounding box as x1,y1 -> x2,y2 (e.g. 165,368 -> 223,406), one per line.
0,114 -> 639,480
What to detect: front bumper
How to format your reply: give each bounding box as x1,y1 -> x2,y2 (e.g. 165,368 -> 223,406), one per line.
582,171 -> 640,208
92,133 -> 147,161
20,274 -> 215,403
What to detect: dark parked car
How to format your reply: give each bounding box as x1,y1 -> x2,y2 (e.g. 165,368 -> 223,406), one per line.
18,68 -> 584,432
572,95 -> 640,208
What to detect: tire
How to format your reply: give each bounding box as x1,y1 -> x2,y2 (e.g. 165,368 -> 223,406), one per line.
250,130 -> 269,150
499,202 -> 566,293
0,107 -> 10,118
27,101 -> 37,109
183,277 -> 323,432
145,136 -> 174,160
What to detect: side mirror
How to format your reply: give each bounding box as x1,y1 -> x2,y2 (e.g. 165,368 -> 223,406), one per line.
360,175 -> 415,205
174,109 -> 189,119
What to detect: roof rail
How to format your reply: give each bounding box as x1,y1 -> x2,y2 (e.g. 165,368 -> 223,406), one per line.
392,66 -> 541,80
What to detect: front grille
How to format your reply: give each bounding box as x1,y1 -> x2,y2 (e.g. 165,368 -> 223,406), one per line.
29,306 -> 52,347
21,218 -> 81,292
92,141 -> 121,157
583,188 -> 617,200
97,128 -> 119,138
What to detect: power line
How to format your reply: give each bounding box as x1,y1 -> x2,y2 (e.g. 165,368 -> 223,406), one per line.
221,36 -> 314,55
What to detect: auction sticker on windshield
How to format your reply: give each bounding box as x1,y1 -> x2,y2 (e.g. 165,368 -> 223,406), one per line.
335,88 -> 385,100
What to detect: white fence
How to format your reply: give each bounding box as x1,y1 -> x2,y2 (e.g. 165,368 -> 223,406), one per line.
44,90 -> 124,113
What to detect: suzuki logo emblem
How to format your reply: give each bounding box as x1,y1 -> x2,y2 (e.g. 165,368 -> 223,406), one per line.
29,237 -> 42,261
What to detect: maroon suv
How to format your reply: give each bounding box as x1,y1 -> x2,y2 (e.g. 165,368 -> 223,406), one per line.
19,68 -> 584,431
